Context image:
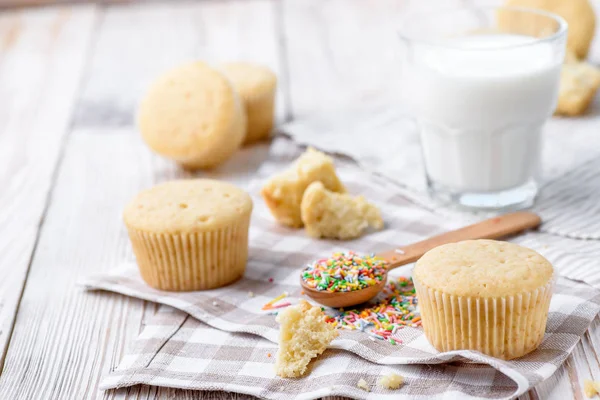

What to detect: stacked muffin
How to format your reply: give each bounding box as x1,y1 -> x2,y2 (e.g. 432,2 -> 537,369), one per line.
138,61 -> 277,169
126,61 -> 277,291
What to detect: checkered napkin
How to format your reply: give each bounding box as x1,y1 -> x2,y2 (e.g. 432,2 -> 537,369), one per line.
84,138 -> 600,399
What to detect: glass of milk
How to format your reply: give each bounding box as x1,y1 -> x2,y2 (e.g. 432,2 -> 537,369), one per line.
399,7 -> 567,210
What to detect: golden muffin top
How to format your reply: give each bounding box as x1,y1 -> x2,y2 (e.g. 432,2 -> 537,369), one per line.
124,179 -> 252,233
414,239 -> 553,297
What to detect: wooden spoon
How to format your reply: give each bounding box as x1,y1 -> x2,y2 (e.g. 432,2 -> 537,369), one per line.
300,211 -> 541,308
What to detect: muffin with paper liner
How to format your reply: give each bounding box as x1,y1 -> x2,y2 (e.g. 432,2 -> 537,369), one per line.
413,239 -> 554,360
123,179 -> 252,291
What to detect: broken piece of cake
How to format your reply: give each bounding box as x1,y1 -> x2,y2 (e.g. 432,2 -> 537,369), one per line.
275,300 -> 338,378
584,379 -> 600,398
379,373 -> 404,390
357,378 -> 370,392
261,147 -> 346,228
300,181 -> 384,240
556,59 -> 600,116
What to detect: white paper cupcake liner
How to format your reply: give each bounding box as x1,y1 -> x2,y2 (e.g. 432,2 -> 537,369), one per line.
414,276 -> 554,360
127,217 -> 250,291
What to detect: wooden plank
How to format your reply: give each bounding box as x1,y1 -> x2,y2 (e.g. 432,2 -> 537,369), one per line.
281,0 -> 472,117
0,0 -> 284,398
0,131 -> 271,400
533,354 -> 579,400
74,0 -> 287,128
0,4 -> 97,369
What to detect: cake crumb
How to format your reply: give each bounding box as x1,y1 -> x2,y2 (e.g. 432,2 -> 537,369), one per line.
274,300 -> 338,377
300,181 -> 383,240
584,379 -> 600,398
357,378 -> 370,392
261,147 -> 346,228
379,373 -> 404,390
556,60 -> 600,116
248,291 -> 255,298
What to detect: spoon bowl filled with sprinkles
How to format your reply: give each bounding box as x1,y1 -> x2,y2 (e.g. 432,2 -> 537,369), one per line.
299,212 -> 542,308
300,252 -> 388,307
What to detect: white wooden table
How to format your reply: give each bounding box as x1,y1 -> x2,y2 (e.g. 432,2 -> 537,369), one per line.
0,1 -> 598,399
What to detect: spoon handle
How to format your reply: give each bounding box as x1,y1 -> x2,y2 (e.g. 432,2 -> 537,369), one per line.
377,211 -> 541,270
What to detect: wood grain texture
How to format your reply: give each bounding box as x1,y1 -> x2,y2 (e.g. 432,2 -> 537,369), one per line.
0,0 -> 597,399
0,3 -> 97,370
73,0 -> 287,128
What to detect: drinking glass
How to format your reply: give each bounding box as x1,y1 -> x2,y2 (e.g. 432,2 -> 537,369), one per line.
399,7 -> 567,210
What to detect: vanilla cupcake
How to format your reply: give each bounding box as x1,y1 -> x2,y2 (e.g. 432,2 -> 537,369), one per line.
220,62 -> 277,144
124,180 -> 253,291
138,62 -> 246,169
414,240 -> 554,360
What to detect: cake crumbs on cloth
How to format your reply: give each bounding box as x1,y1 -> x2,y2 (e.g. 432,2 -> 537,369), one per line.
357,378 -> 370,392
379,373 -> 404,389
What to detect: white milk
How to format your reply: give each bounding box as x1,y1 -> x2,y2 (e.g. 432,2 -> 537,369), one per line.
409,34 -> 561,192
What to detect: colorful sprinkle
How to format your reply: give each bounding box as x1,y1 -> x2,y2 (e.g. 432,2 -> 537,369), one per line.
268,278 -> 274,283
268,301 -> 292,310
262,292 -> 289,311
323,276 -> 420,345
301,252 -> 387,292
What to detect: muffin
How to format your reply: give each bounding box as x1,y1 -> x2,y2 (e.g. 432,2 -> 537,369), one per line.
556,60 -> 600,116
300,181 -> 383,240
137,62 -> 246,169
275,300 -> 338,377
413,240 -> 554,360
261,147 -> 346,228
124,179 -> 253,291
505,0 -> 595,60
220,62 -> 277,144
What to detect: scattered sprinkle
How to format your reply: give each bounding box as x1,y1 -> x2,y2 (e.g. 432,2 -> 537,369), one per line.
357,378 -> 370,392
379,373 -> 404,390
267,353 -> 272,358
248,291 -> 255,298
268,301 -> 292,310
301,252 -> 387,292
324,276 -> 420,344
212,301 -> 218,306
269,278 -> 274,283
395,248 -> 405,255
262,292 -> 290,311
300,290 -> 305,295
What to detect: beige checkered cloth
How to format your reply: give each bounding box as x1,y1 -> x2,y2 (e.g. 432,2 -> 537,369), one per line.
84,138 -> 600,400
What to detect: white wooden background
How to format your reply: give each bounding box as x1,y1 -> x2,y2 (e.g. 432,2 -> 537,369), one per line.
0,0 -> 599,399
